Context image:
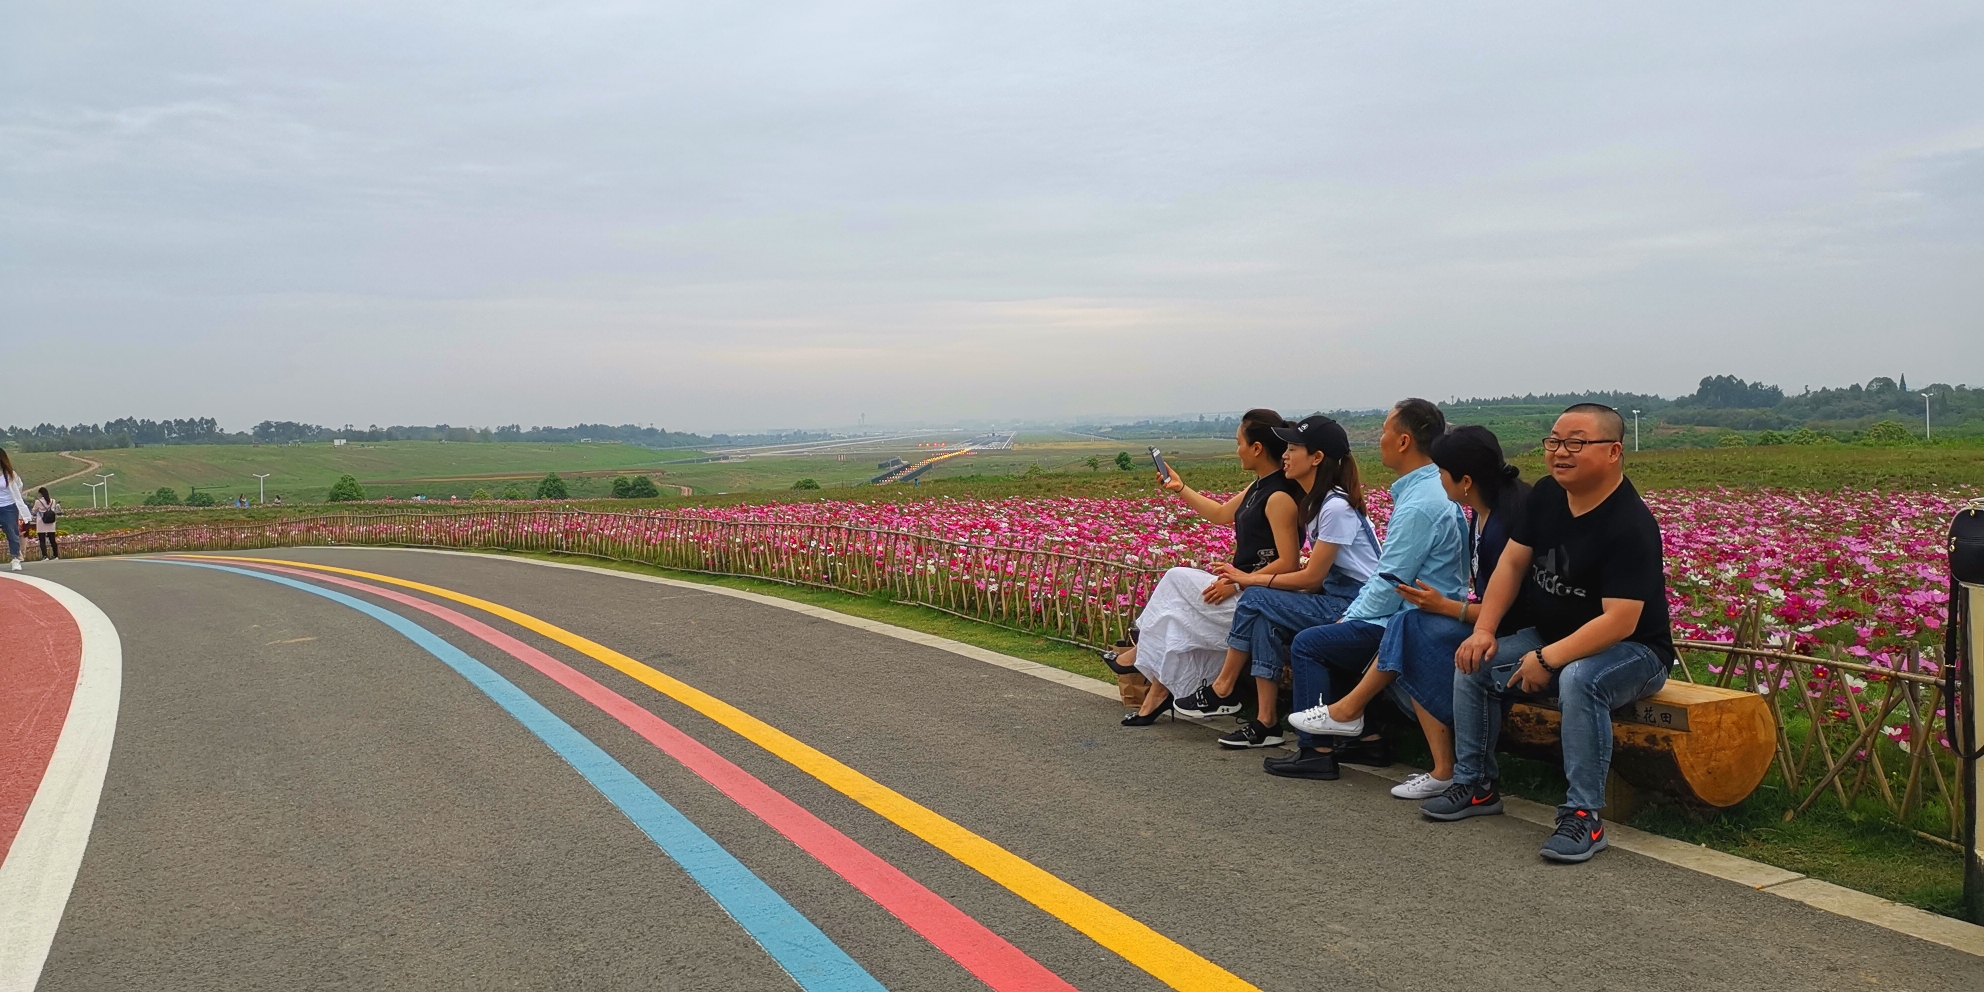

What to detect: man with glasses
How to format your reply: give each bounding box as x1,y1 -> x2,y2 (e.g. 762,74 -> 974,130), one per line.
1420,403 -> 1674,864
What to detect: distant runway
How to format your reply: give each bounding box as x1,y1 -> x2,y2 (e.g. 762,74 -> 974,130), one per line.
6,550 -> 1978,991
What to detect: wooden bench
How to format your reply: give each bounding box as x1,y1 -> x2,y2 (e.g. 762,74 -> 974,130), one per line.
1502,681 -> 1776,808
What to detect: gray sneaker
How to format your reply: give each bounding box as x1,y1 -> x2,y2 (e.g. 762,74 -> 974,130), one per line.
1420,779 -> 1503,821
1539,809 -> 1608,863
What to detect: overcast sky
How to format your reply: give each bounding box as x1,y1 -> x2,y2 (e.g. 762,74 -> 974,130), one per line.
5,2 -> 1980,433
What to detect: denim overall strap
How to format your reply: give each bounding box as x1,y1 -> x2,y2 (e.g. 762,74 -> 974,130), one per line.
1316,491 -> 1373,600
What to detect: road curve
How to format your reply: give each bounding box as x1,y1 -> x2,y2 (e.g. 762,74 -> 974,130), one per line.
10,548 -> 1981,991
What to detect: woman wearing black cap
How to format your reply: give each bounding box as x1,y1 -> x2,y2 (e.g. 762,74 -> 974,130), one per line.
1177,415 -> 1380,748
1108,409 -> 1305,726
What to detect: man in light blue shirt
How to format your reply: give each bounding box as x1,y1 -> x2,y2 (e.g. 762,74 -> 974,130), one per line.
1264,398 -> 1467,781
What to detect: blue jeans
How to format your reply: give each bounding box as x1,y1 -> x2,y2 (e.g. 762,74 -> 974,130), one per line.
0,505 -> 18,559
1451,627 -> 1669,814
1288,620 -> 1387,749
1374,608 -> 1469,727
1227,586 -> 1354,682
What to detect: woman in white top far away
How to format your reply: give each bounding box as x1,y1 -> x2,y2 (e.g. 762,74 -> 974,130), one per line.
0,448 -> 28,570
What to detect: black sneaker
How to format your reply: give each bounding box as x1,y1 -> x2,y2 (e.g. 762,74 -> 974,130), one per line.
1334,734 -> 1395,768
1173,684 -> 1243,719
1218,720 -> 1285,749
1420,779 -> 1503,821
1263,748 -> 1339,780
1540,809 -> 1608,863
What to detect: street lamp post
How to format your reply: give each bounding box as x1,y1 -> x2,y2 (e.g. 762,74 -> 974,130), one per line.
1631,410 -> 1641,452
94,473 -> 115,507
85,481 -> 106,509
1926,393 -> 1933,439
254,473 -> 272,504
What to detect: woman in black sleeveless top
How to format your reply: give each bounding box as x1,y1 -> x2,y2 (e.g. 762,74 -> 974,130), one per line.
1110,410 -> 1305,725
1230,470 -> 1304,572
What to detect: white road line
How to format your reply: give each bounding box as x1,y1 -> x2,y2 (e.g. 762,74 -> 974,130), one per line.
0,575 -> 123,992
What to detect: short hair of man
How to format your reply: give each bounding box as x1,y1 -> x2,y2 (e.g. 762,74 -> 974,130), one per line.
1560,402 -> 1625,442
1391,398 -> 1446,453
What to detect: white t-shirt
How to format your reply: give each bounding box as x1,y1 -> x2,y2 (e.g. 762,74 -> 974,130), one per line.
1306,490 -> 1380,583
0,473 -> 25,517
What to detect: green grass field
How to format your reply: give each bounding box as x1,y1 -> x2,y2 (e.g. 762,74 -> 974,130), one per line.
14,433 -> 1979,526
12,442 -> 704,505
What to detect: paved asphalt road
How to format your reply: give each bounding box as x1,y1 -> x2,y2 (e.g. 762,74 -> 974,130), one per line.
23,548 -> 1984,991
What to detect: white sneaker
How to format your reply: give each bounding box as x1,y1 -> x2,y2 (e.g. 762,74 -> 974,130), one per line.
9,558 -> 20,571
1390,772 -> 1453,800
1287,702 -> 1364,738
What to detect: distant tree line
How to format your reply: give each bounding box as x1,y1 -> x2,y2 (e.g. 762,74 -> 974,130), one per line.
1659,375 -> 1980,431
1,417 -> 228,452
1078,375 -> 1983,439
4,417 -> 839,452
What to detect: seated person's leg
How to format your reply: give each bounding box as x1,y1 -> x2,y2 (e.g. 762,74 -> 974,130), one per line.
1120,675 -> 1175,726
1413,701 -> 1455,781
1263,626 -> 1350,778
1250,621 -> 1298,727
1421,627 -> 1542,819
1207,590 -> 1265,700
1555,641 -> 1668,815
1209,647 -> 1248,699
1380,608 -> 1472,727
1227,588 -> 1339,687
1284,621 -> 1386,737
1378,609 -> 1469,794
1287,624 -> 1346,749
1324,661 -> 1395,725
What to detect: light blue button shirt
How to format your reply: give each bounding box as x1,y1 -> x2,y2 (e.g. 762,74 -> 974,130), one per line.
1342,463 -> 1468,628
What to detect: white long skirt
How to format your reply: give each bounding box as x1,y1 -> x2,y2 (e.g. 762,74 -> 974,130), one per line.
1132,567 -> 1236,697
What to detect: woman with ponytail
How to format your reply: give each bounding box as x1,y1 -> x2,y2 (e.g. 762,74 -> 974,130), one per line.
1106,409 -> 1305,726
1174,416 -> 1381,749
1368,425 -> 1530,798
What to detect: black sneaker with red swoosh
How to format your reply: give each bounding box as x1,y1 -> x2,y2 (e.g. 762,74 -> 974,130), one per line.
1419,779 -> 1504,821
1540,808 -> 1608,863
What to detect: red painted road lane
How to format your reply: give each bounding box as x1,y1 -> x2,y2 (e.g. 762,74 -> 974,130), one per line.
0,579 -> 84,857
233,560 -> 1081,992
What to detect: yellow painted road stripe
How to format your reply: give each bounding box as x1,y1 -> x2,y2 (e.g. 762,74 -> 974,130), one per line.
187,555 -> 1260,992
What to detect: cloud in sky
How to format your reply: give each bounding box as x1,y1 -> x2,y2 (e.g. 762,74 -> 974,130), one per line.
4,1 -> 1980,432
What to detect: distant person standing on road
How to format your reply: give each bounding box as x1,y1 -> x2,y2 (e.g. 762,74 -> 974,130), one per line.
32,487 -> 61,560
1422,404 -> 1674,865
0,448 -> 27,570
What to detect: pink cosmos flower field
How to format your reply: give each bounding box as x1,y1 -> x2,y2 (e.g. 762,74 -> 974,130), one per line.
669,487 -> 1970,660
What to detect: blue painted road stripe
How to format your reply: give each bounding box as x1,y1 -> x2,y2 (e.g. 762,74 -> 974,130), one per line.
147,559 -> 886,992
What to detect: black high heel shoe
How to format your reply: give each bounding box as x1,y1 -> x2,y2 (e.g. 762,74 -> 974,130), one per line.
1121,697 -> 1173,727
1098,645 -> 1139,676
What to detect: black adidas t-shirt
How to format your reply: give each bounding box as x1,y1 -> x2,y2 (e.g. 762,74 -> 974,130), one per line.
1509,476 -> 1675,663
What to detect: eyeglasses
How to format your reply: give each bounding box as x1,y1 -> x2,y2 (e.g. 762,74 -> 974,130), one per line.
1542,436 -> 1621,453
